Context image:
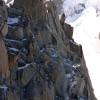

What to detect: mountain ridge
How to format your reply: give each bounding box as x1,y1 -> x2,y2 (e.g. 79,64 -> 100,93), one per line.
0,0 -> 97,100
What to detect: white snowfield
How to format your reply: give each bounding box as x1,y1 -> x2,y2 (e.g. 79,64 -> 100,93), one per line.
63,0 -> 86,16
64,0 -> 100,99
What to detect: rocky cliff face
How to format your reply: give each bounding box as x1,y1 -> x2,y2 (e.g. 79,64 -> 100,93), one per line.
0,0 -> 97,100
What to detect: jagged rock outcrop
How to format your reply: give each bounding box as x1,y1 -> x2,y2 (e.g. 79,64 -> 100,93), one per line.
0,0 -> 97,100
0,0 -> 8,77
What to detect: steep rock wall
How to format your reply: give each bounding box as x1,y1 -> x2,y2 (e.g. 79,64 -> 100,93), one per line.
0,0 -> 97,100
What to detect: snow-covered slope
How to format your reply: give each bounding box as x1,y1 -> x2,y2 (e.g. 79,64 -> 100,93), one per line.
63,0 -> 100,100
86,0 -> 100,8
63,0 -> 86,16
